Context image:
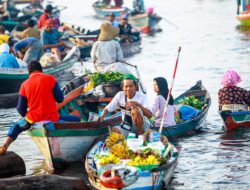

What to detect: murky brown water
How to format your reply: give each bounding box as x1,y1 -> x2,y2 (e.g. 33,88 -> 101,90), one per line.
1,0 -> 250,189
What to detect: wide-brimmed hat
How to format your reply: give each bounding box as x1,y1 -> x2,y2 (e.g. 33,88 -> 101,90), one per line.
98,22 -> 119,41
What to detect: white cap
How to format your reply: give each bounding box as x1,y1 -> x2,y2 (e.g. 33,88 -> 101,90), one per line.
0,43 -> 10,53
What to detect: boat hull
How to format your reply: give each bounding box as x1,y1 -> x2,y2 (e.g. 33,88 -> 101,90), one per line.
92,4 -> 124,19
219,110 -> 250,130
236,14 -> 250,26
0,57 -> 77,108
152,81 -> 211,139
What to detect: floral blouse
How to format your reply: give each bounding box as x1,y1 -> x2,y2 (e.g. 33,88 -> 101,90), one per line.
218,86 -> 249,109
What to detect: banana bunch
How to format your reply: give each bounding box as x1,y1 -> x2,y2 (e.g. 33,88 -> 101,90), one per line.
127,155 -> 160,166
110,140 -> 129,159
82,81 -> 95,93
98,154 -> 121,165
106,132 -> 124,148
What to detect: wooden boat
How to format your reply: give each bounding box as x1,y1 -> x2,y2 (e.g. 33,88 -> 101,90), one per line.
219,110 -> 250,130
128,13 -> 162,34
236,0 -> 250,26
152,80 -> 211,139
0,55 -> 78,108
92,3 -> 125,19
120,40 -> 141,58
85,141 -> 179,189
11,0 -> 33,4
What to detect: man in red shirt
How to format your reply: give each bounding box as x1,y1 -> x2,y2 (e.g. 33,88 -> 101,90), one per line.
0,60 -> 80,155
38,4 -> 53,29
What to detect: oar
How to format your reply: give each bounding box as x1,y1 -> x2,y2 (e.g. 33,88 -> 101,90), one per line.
162,18 -> 179,29
159,47 -> 181,134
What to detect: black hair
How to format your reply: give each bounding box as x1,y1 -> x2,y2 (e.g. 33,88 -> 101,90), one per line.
45,4 -> 53,13
28,19 -> 35,27
28,60 -> 43,74
154,77 -> 174,105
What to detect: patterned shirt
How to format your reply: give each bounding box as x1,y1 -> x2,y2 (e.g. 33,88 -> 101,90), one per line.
218,86 -> 250,109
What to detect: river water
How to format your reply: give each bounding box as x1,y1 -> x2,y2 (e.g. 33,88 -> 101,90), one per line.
0,0 -> 249,189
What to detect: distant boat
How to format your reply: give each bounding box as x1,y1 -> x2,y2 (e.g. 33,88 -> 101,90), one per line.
219,110 -> 250,130
236,0 -> 250,26
92,3 -> 125,19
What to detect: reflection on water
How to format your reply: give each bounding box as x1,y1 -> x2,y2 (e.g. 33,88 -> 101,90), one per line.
0,0 -> 249,189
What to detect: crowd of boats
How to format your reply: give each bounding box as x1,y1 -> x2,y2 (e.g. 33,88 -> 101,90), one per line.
0,0 -> 249,189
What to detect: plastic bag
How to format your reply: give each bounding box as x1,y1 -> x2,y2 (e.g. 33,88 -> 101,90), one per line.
103,62 -> 132,75
92,85 -> 106,98
39,53 -> 59,67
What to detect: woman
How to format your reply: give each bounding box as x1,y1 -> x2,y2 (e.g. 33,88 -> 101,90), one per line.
152,77 -> 176,127
218,70 -> 249,111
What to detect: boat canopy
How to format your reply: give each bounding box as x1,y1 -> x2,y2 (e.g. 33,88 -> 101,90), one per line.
238,0 -> 250,13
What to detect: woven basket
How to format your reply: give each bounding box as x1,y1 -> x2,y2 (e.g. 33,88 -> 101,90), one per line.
142,129 -> 168,146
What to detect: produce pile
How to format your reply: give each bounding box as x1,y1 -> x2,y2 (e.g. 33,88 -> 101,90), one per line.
90,132 -> 173,172
90,72 -> 125,86
178,95 -> 205,110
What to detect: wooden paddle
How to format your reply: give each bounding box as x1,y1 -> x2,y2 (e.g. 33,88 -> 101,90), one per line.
159,47 -> 181,134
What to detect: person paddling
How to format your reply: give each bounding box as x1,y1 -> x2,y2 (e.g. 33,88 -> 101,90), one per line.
0,60 -> 80,155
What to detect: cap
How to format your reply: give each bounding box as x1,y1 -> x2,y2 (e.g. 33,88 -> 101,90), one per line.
122,14 -> 128,20
0,43 -> 10,53
123,74 -> 137,82
45,19 -> 53,27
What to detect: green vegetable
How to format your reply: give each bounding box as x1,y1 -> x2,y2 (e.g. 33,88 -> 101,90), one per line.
90,72 -> 125,86
178,95 -> 205,110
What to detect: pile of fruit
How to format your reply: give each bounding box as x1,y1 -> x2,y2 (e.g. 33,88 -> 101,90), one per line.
110,140 -> 129,159
98,154 -> 121,165
178,95 -> 205,110
106,132 -> 125,148
127,154 -> 160,166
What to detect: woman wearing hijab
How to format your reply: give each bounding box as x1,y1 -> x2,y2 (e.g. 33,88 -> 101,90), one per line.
152,77 -> 176,127
219,70 -> 249,111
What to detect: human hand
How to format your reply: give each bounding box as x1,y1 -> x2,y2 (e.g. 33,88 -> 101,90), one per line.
125,101 -> 138,110
98,116 -> 105,123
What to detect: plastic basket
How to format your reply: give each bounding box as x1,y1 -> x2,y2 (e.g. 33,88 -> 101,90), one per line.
133,164 -> 159,171
102,82 -> 122,97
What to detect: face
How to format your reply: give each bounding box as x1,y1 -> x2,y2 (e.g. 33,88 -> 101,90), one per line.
121,19 -> 127,25
122,79 -> 136,98
108,15 -> 114,22
45,25 -> 53,32
153,80 -> 159,93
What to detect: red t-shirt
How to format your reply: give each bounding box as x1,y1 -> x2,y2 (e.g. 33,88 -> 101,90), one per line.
19,71 -> 59,123
38,12 -> 49,29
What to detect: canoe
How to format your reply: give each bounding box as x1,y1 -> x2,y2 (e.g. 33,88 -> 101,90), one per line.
120,40 -> 141,58
219,110 -> 250,130
152,80 -> 211,139
11,0 -> 33,4
236,0 -> 250,26
27,116 -> 122,171
85,141 -> 180,189
128,13 -> 162,34
92,3 -> 125,19
0,55 -> 78,108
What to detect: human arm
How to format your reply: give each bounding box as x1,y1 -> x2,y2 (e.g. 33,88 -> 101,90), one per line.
16,94 -> 28,117
98,108 -> 109,122
151,95 -> 160,114
52,82 -> 64,103
17,50 -> 24,60
125,101 -> 152,118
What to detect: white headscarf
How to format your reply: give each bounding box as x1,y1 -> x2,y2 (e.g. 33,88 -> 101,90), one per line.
0,43 -> 10,53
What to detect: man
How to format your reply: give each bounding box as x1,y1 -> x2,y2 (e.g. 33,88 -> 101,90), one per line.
0,43 -> 19,68
0,60 -> 80,155
21,19 -> 40,39
13,37 -> 43,63
91,22 -> 124,71
119,14 -> 133,44
0,25 -> 9,46
41,19 -> 70,61
107,13 -> 120,27
98,74 -> 152,136
38,4 -> 53,29
132,0 -> 145,15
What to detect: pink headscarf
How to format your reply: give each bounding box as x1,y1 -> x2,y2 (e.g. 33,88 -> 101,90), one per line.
221,70 -> 242,87
147,7 -> 154,14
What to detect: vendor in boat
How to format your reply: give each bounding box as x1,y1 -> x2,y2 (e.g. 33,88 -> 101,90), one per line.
131,0 -> 145,15
41,19 -> 70,61
107,13 -> 120,27
38,4 -> 53,29
13,37 -> 43,64
219,70 -> 249,111
152,77 -> 176,127
0,25 -> 9,46
21,18 -> 40,39
119,14 -> 133,44
0,43 -> 19,68
90,22 -> 124,72
98,74 -> 152,137
0,60 -> 80,155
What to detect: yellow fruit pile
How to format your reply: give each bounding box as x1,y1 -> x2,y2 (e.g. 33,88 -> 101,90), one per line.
127,155 -> 160,166
106,132 -> 124,148
82,81 -> 95,93
110,140 -> 129,159
98,154 -> 121,165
